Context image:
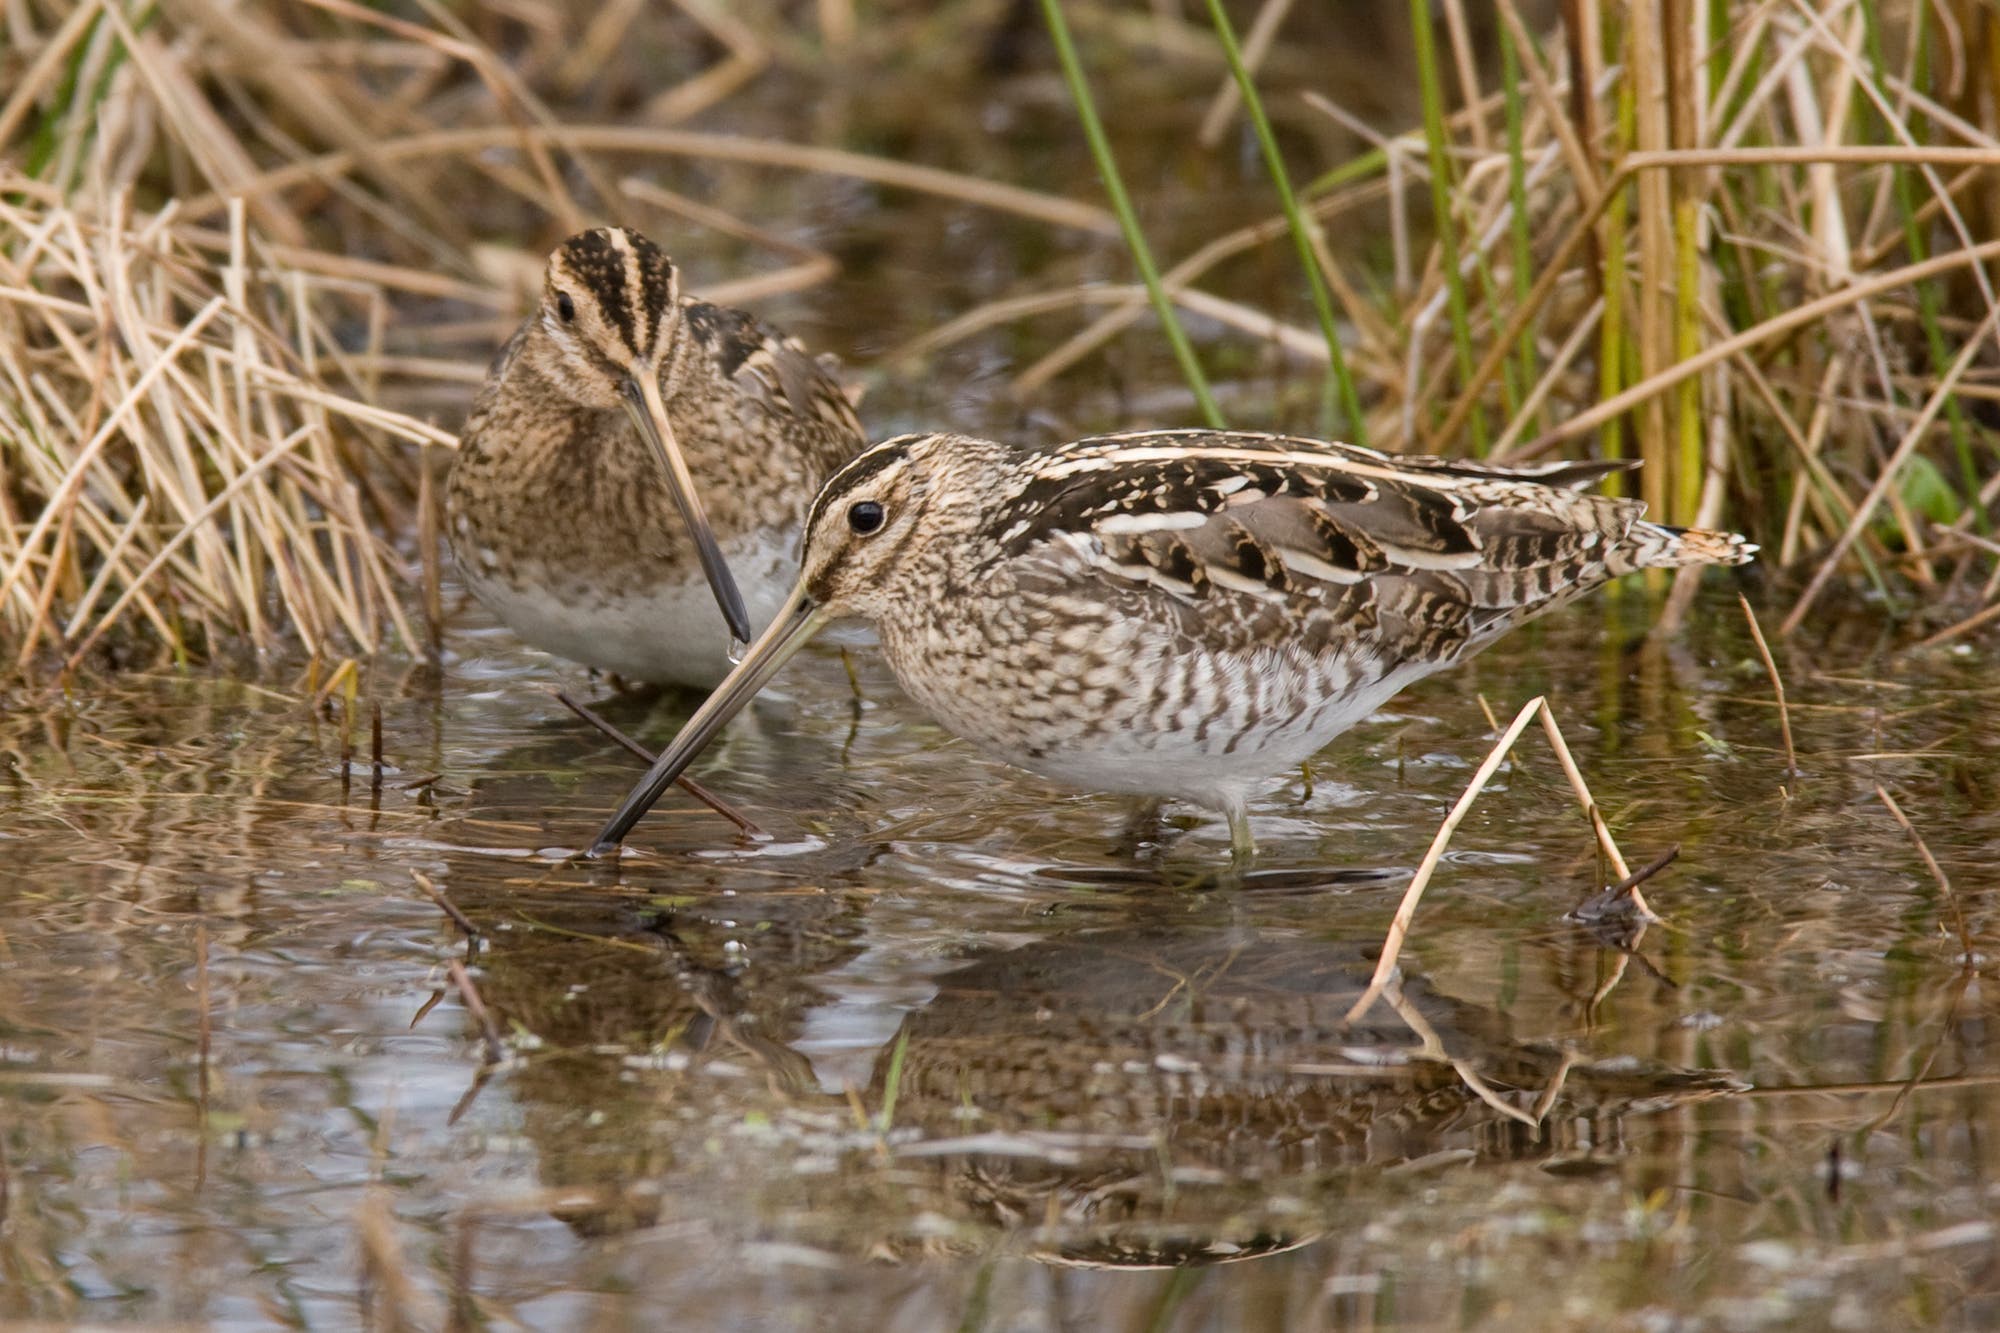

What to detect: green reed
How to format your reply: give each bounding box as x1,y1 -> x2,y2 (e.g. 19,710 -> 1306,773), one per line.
1202,0 -> 1366,443
1408,0 -> 1487,454
1036,0 -> 1225,429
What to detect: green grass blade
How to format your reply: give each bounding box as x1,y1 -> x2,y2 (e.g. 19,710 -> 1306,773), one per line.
1201,0 -> 1365,443
1408,0 -> 1487,453
1304,143 -> 1391,197
1500,22 -> 1542,441
876,1027 -> 910,1133
1037,0 -> 1225,428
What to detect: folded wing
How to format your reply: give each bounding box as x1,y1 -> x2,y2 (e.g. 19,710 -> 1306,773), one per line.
997,430 -> 1654,668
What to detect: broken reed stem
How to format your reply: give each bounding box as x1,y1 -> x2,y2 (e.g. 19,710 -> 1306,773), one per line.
411,869 -> 479,940
1608,844 -> 1680,899
1345,696 -> 1546,1027
1347,694 -> 1648,1029
1874,784 -> 1972,963
548,689 -> 765,837
1534,704 -> 1636,891
445,957 -> 507,1065
1739,594 -> 1799,777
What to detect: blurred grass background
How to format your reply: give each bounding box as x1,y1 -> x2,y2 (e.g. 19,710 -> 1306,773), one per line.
3,0 -> 1999,679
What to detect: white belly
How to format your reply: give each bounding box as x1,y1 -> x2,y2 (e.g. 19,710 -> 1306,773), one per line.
463,532 -> 797,688
914,652 -> 1440,814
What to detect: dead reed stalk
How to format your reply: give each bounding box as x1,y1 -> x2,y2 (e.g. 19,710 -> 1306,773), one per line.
1345,695 -> 1645,1028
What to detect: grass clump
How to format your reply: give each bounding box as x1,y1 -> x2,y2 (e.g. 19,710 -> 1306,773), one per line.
0,201 -> 454,672
0,1 -> 468,674
1019,2 -> 2000,640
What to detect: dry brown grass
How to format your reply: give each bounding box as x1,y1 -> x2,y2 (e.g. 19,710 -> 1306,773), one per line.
0,196 -> 455,670
0,0 -> 504,674
0,0 -> 1105,679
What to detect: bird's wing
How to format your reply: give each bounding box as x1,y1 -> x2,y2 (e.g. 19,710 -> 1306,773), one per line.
993,430 -> 1645,663
678,298 -> 863,439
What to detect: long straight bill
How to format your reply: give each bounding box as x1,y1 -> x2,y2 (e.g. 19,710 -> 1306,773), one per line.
623,371 -> 754,644
587,588 -> 828,855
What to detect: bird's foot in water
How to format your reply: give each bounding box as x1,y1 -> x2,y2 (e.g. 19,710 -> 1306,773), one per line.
599,671 -> 667,703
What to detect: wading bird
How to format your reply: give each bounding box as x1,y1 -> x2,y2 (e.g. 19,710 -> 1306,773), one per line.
589,429 -> 1754,859
449,227 -> 864,687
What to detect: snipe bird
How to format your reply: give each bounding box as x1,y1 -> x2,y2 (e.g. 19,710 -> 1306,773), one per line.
448,227 -> 865,687
589,429 -> 1755,858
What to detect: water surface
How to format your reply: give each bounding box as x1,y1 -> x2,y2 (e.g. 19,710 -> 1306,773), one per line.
5,592 -> 1997,1328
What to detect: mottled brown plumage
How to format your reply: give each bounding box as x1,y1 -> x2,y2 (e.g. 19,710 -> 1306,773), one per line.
591,429 -> 1755,858
448,227 -> 864,686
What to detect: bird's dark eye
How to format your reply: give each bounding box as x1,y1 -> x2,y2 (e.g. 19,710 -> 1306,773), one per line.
847,500 -> 886,535
555,291 -> 576,323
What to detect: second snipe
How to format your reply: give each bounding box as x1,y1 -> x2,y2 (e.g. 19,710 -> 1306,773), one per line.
448,227 -> 865,688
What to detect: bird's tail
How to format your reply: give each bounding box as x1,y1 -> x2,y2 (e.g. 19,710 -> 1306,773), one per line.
1614,521 -> 1758,572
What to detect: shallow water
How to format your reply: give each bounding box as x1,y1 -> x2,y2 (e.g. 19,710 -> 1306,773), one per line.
5,591 -> 2000,1329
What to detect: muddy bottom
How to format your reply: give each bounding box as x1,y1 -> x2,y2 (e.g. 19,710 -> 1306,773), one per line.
3,589 -> 1997,1329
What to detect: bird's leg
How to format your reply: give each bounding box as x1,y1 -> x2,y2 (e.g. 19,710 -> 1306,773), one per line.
838,647 -> 865,706
1225,803 -> 1257,864
1116,797 -> 1168,858
601,671 -> 666,704
839,646 -> 865,738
